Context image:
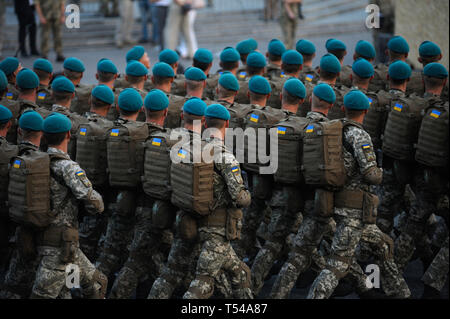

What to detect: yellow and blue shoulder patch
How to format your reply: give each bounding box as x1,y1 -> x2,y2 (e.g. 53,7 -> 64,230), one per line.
110,128 -> 119,137
76,170 -> 85,176
393,103 -> 403,112
306,124 -> 314,133
277,126 -> 286,135
239,72 -> 247,79
250,114 -> 259,123
280,72 -> 285,78
305,74 -> 314,82
368,98 -> 373,106
231,166 -> 240,173
430,110 -> 441,119
38,92 -> 46,100
362,144 -> 371,150
6,92 -> 13,99
79,128 -> 87,136
13,159 -> 21,169
178,149 -> 187,159
152,138 -> 162,146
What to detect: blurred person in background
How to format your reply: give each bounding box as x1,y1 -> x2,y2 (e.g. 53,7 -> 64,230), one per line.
150,0 -> 170,50
100,0 -> 119,17
14,0 -> 40,58
116,0 -> 137,48
280,0 -> 302,50
264,0 -> 279,22
139,0 -> 152,44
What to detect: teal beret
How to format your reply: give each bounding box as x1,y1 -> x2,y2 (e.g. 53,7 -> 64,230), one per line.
205,104 -> 230,121
423,63 -> 448,79
320,53 -> 341,74
19,110 -> 44,131
219,72 -> 240,91
352,58 -> 374,78
419,41 -> 441,57
355,40 -> 376,59
126,61 -> 148,77
284,78 -> 306,99
97,59 -> 118,74
118,88 -> 143,112
0,105 -> 13,124
296,39 -> 316,55
282,50 -> 303,65
313,83 -> 336,104
247,52 -> 267,68
249,75 -> 271,95
388,36 -> 409,54
33,58 -> 53,73
185,67 -> 206,81
152,62 -> 175,78
326,38 -> 347,51
0,70 -> 7,91
0,57 -> 20,75
63,57 -> 85,72
16,69 -> 39,89
126,46 -> 146,62
159,49 -> 179,65
220,47 -> 240,62
194,48 -> 213,64
43,112 -> 72,133
183,97 -> 207,116
236,38 -> 258,55
268,39 -> 286,56
92,84 -> 115,105
388,61 -> 412,80
51,76 -> 75,93
144,89 -> 169,111
344,89 -> 370,110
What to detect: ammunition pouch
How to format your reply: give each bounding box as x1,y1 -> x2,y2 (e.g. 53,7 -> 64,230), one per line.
314,189 -> 334,218
334,190 -> 378,224
61,227 -> 79,264
176,211 -> 198,241
226,208 -> 243,241
381,233 -> 394,259
152,200 -> 177,230
92,269 -> 108,299
328,254 -> 353,279
362,193 -> 379,225
198,208 -> 227,229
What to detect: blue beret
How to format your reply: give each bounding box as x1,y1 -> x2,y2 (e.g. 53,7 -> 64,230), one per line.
219,72 -> 240,91
249,75 -> 271,95
43,112 -> 72,133
283,78 -> 306,99
423,63 -> 448,79
268,39 -> 286,56
220,47 -> 240,62
183,97 -> 207,116
16,69 -> 39,89
19,110 -> 44,131
320,53 -> 341,74
296,39 -> 316,55
97,59 -> 118,74
51,76 -> 75,93
126,61 -> 148,77
0,57 -> 20,75
194,48 -> 213,64
236,38 -> 258,55
126,46 -> 146,62
282,50 -> 303,65
63,57 -> 85,72
344,89 -> 370,110
388,61 -> 412,80
159,49 -> 179,65
118,88 -> 143,112
0,105 -> 13,124
152,62 -> 175,78
352,58 -> 374,78
185,67 -> 207,81
0,70 -> 7,91
388,36 -> 409,54
313,83 -> 336,104
33,58 -> 53,73
246,52 -> 267,68
419,41 -> 441,57
144,89 -> 169,111
205,104 -> 230,121
326,38 -> 347,51
92,84 -> 115,105
355,40 -> 376,59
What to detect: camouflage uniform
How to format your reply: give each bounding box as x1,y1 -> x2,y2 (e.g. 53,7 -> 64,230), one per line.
30,147 -> 106,299
422,236 -> 449,292
279,0 -> 300,50
299,66 -> 319,85
70,84 -> 95,116
183,137 -> 253,299
266,63 -> 282,80
35,0 -> 64,57
6,83 -> 20,101
36,84 -> 54,111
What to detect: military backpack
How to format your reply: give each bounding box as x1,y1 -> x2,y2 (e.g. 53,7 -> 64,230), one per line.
362,91 -> 392,149
0,140 -> 18,217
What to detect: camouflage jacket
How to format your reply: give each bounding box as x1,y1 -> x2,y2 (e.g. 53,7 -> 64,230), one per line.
18,141 -> 39,154
6,83 -> 19,101
36,84 -> 54,110
266,62 -> 282,80
300,65 -> 319,85
70,83 -> 94,116
306,110 -> 329,123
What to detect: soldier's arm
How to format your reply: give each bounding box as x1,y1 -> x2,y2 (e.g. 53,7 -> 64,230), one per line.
60,1 -> 66,23
218,154 -> 251,208
34,1 -> 47,24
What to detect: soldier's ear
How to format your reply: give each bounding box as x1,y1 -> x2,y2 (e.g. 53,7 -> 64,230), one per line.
114,74 -> 118,80
66,131 -> 71,140
225,120 -> 229,129
203,80 -> 206,88
71,92 -> 75,99
164,109 -> 168,117
280,92 -> 283,101
438,54 -> 443,61
349,74 -> 353,82
418,57 -> 423,64
234,91 -> 238,98
96,73 -> 99,81
370,75 -> 374,81
299,64 -> 303,71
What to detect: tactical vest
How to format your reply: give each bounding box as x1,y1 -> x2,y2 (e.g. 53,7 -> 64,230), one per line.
382,94 -> 428,161
106,120 -> 148,188
0,99 -> 20,144
302,119 -> 347,189
36,87 -> 54,111
223,103 -> 254,129
165,95 -> 186,129
235,80 -> 250,105
143,129 -> 180,200
272,116 -> 309,184
337,65 -> 353,88
327,87 -> 345,120
369,64 -> 388,92
362,91 -> 392,149
415,102 -> 449,168
170,139 -> 214,216
406,71 -> 425,96
267,78 -> 285,109
70,84 -> 94,115
76,116 -> 114,187
0,139 -> 18,217
297,81 -> 315,118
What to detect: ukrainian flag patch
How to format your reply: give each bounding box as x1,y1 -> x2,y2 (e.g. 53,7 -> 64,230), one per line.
38,92 -> 46,100
110,129 -> 119,137
362,144 -> 371,149
76,170 -> 85,176
79,128 -> 87,136
177,149 -> 187,159
306,125 -> 314,133
6,93 -> 13,99
152,138 -> 162,146
280,72 -> 285,78
430,110 -> 441,119
250,114 -> 259,123
13,160 -> 21,169
368,98 -> 373,105
231,166 -> 239,173
277,126 -> 286,135
393,103 -> 403,112
306,74 -> 314,82
239,72 -> 246,79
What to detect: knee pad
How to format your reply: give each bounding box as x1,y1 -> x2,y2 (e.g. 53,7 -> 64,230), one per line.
92,269 -> 108,299
152,200 -> 176,230
187,275 -> 215,299
115,191 -> 137,217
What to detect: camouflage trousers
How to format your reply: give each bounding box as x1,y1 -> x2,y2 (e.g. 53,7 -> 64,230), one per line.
183,230 -> 253,299
31,246 -> 106,299
279,4 -> 299,50
251,184 -> 306,296
422,237 -> 449,292
40,19 -> 63,56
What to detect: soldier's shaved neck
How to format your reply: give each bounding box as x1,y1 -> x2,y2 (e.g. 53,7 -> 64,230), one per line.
183,112 -> 204,134
424,76 -> 447,96
18,88 -> 37,104
249,91 -> 269,107
311,94 -> 332,115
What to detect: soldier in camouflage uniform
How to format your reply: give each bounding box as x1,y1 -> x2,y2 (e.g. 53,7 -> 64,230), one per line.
114,46 -> 151,91
63,58 -> 94,117
33,59 -> 54,111
265,39 -> 286,80
34,0 -> 65,61
30,113 -> 106,299
216,47 -> 241,78
235,38 -> 258,76
235,52 -> 267,105
296,39 -> 319,85
183,104 -> 253,299
95,59 -> 120,122
421,237 -> 449,299
0,57 -> 22,102
280,0 -> 301,50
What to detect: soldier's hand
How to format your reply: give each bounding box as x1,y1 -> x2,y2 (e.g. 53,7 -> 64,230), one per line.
40,17 -> 47,25
60,15 -> 66,24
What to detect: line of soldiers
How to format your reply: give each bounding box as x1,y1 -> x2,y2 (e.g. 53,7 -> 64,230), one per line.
0,34 -> 448,299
